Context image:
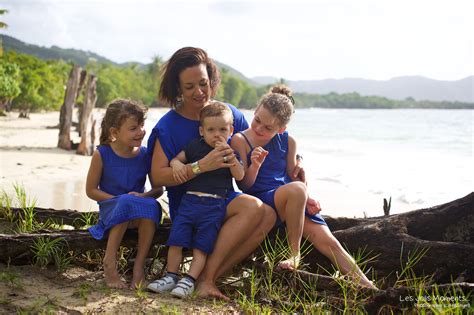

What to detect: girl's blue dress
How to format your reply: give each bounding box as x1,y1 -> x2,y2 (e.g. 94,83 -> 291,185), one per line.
88,145 -> 162,240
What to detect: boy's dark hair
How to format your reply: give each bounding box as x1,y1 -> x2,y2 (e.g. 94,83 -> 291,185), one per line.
159,47 -> 221,108
100,99 -> 147,145
257,85 -> 294,127
199,101 -> 233,126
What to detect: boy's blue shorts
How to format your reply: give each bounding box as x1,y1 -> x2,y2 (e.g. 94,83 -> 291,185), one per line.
167,193 -> 227,254
252,188 -> 327,227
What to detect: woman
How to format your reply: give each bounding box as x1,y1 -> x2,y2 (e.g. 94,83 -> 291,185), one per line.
147,47 -> 306,300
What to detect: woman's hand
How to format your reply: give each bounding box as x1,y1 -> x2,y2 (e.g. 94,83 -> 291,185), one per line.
170,159 -> 189,184
250,146 -> 269,169
199,138 -> 235,172
306,197 -> 321,215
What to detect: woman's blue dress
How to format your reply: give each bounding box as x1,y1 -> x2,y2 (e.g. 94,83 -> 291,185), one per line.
88,145 -> 162,240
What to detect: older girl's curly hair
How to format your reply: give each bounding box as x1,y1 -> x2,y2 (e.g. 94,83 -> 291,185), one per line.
257,84 -> 295,126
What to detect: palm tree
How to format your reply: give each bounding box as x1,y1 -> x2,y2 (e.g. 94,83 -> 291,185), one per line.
0,9 -> 8,28
0,9 -> 8,56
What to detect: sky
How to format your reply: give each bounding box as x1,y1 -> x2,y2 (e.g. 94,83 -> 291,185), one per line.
1,0 -> 473,81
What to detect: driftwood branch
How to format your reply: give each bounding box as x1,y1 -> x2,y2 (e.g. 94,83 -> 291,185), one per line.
1,193 -> 473,285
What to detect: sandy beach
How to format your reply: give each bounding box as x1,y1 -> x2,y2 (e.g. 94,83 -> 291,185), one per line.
0,111 -> 101,212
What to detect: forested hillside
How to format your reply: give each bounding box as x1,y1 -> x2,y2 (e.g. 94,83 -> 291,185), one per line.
1,35 -> 473,112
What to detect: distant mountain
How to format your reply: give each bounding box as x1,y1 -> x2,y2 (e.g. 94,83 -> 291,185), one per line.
1,35 -> 255,85
214,61 -> 256,85
254,76 -> 473,103
2,34 -> 120,66
3,35 -> 472,102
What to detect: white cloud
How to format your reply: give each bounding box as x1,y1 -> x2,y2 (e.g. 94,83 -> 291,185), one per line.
2,0 -> 473,80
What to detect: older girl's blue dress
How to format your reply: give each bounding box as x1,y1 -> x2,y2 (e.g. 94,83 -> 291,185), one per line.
88,145 -> 162,240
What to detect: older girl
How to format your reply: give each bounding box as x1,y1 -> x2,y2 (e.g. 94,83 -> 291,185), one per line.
231,85 -> 377,288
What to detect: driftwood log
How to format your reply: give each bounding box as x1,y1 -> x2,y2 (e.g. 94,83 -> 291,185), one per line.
57,65 -> 82,150
1,193 -> 473,284
76,74 -> 97,156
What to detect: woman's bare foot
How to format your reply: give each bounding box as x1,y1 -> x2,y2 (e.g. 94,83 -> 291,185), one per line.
103,263 -> 127,289
278,254 -> 301,270
131,267 -> 145,289
196,280 -> 230,301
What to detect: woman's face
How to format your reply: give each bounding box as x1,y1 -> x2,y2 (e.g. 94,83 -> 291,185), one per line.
178,63 -> 212,110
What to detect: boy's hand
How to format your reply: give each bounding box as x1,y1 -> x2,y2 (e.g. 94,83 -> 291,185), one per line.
306,197 -> 321,215
251,146 -> 269,168
170,160 -> 188,183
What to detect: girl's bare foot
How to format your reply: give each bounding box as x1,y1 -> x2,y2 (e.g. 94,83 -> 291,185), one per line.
278,254 -> 301,270
131,267 -> 145,289
103,263 -> 127,289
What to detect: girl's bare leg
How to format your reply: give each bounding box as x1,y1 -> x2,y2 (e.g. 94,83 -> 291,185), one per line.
131,219 -> 155,289
274,182 -> 307,270
197,195 -> 276,300
103,222 -> 129,289
303,219 -> 377,289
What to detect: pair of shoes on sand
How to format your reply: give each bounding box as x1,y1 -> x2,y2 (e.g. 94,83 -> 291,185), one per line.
147,275 -> 194,298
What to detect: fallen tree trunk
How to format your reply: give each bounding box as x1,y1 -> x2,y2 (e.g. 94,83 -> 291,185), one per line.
0,229 -> 170,265
1,193 -> 473,283
298,192 -> 474,284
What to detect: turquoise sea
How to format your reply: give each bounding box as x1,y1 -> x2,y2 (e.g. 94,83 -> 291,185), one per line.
147,108 -> 473,218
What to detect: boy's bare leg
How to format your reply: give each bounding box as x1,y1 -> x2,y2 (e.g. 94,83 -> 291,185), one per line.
188,249 -> 207,280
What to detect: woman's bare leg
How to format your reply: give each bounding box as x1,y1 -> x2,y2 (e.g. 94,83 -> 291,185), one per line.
214,203 -> 276,278
274,182 -> 307,269
197,195 -> 276,300
303,219 -> 377,288
103,222 -> 129,289
131,219 -> 155,289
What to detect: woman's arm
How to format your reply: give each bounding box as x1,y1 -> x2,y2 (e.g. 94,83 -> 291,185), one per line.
150,138 -> 235,187
85,150 -> 114,202
286,135 -> 298,179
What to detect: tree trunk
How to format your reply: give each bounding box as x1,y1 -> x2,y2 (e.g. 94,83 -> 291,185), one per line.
57,65 -> 82,150
1,193 -> 473,283
76,74 -> 97,156
316,193 -> 473,283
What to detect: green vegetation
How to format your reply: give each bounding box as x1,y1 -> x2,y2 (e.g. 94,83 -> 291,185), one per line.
2,36 -> 472,113
294,91 -> 474,109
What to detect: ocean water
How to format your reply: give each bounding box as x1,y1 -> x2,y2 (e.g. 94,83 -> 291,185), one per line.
148,108 -> 473,218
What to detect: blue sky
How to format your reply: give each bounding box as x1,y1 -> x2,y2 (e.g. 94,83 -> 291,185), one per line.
1,0 -> 473,81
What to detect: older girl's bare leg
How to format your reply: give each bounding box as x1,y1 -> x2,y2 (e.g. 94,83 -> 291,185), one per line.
274,182 -> 307,270
303,219 -> 377,289
197,195 -> 276,300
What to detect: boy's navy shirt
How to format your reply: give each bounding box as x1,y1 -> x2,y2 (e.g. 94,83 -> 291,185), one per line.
184,138 -> 233,197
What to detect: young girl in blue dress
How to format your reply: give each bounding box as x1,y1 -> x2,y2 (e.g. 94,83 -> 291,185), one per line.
231,86 -> 377,288
86,99 -> 163,289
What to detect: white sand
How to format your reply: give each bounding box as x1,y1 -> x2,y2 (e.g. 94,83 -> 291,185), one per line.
0,111 -> 100,211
